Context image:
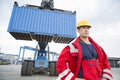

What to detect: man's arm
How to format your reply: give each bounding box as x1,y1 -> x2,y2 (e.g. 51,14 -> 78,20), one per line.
100,47 -> 113,80
56,46 -> 76,80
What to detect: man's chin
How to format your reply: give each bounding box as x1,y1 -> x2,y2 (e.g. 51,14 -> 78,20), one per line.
83,36 -> 89,38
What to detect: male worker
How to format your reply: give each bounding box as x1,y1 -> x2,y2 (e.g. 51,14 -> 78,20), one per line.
56,20 -> 113,80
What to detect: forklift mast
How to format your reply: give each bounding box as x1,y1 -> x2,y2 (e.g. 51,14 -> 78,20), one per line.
38,42 -> 48,51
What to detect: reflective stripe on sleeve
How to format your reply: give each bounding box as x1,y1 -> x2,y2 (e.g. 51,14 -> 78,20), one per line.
56,77 -> 61,80
69,44 -> 78,53
65,72 -> 74,80
103,73 -> 113,80
103,69 -> 112,75
58,69 -> 70,79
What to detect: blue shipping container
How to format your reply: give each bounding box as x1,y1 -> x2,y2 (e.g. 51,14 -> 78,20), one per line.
8,5 -> 76,43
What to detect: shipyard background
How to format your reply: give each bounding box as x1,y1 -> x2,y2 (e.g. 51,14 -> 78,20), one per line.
0,0 -> 120,80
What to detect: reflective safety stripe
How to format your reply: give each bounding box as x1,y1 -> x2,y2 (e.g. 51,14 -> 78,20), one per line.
69,44 -> 78,53
65,72 -> 74,80
103,73 -> 113,80
58,69 -> 70,79
103,69 -> 112,75
56,77 -> 61,80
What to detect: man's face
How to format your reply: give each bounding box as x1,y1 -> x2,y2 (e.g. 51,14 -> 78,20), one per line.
77,26 -> 90,38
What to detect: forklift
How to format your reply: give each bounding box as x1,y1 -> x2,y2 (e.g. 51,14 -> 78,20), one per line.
8,0 -> 76,76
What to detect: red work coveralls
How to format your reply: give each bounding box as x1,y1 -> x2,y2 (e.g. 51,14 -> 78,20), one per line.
56,36 -> 113,80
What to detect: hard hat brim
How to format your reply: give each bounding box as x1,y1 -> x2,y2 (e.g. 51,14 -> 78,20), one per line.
77,25 -> 91,29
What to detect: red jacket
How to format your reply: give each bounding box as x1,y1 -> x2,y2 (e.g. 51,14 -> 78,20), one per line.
56,36 -> 113,80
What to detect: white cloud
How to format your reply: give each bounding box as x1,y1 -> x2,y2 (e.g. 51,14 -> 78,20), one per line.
54,0 -> 100,21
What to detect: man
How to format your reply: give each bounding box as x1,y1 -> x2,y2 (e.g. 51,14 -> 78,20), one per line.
56,20 -> 113,80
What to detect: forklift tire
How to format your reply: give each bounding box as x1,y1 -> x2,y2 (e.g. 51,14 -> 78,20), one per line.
49,62 -> 57,76
54,62 -> 58,76
21,61 -> 28,76
27,62 -> 33,76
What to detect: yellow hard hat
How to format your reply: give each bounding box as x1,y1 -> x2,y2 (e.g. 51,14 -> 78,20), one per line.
77,20 -> 91,29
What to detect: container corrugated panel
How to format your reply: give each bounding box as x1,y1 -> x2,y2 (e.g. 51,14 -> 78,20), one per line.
8,6 -> 76,43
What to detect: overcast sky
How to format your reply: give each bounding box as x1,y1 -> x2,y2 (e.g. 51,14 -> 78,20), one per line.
0,0 -> 120,57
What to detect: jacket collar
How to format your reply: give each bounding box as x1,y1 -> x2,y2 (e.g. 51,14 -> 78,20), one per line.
73,36 -> 98,45
73,36 -> 100,53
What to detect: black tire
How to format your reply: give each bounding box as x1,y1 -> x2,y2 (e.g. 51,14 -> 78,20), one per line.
21,61 -> 28,76
27,62 -> 33,76
49,62 -> 57,76
54,62 -> 58,76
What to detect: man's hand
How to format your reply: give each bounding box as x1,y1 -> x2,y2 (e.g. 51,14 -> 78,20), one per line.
75,78 -> 85,80
101,78 -> 107,80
